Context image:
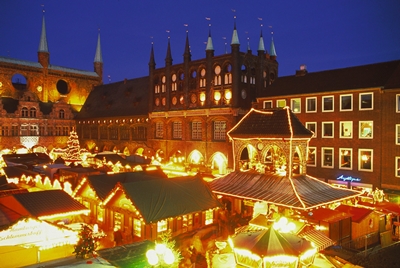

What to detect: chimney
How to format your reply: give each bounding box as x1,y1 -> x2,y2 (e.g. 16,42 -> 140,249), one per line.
296,64 -> 308,76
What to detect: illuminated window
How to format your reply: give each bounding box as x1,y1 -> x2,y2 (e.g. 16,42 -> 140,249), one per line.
213,121 -> 226,141
205,210 -> 214,225
214,65 -> 221,86
154,84 -> 160,94
340,94 -> 352,111
359,149 -> 373,171
157,219 -> 167,233
322,122 -> 334,138
307,147 -> 316,166
306,97 -> 316,112
359,121 -> 373,139
340,121 -> 352,138
30,107 -> 36,118
192,121 -> 202,140
134,219 -> 142,237
224,64 -> 232,85
322,147 -> 334,168
340,148 -> 352,169
305,122 -> 316,137
161,75 -> 166,93
199,69 -> 206,88
263,100 -> 273,109
322,96 -> 334,112
359,93 -> 373,110
397,125 -> 400,144
396,157 -> 400,177
22,107 -> 29,117
171,74 -> 177,91
97,208 -> 104,222
172,121 -> 182,139
291,98 -> 301,113
155,122 -> 163,139
114,212 -> 123,231
276,99 -> 286,108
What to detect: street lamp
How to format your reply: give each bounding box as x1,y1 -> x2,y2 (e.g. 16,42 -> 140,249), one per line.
146,243 -> 175,266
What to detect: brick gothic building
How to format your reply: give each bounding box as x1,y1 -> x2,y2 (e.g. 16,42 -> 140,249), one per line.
0,13 -> 103,152
76,23 -> 278,175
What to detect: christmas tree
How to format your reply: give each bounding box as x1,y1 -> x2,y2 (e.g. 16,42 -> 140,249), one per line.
63,130 -> 82,163
73,224 -> 97,258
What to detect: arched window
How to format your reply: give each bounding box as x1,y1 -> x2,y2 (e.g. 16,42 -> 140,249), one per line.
59,109 -> 65,119
22,107 -> 29,117
30,108 -> 36,118
224,64 -> 232,85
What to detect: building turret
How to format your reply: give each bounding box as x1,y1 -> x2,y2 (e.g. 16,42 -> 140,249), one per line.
94,31 -> 103,84
149,43 -> 156,110
205,25 -> 214,106
183,31 -> 191,62
38,11 -> 49,68
230,17 -> 240,107
270,33 -> 277,60
257,29 -> 265,56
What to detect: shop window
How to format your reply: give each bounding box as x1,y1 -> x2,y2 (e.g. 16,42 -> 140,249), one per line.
291,98 -> 301,113
307,147 -> 316,166
263,100 -> 272,109
340,94 -> 353,111
322,122 -> 334,138
134,219 -> 141,237
360,93 -> 373,110
340,148 -> 352,169
277,99 -> 286,108
359,121 -> 373,139
306,97 -> 317,112
340,121 -> 352,138
205,210 -> 214,225
322,147 -> 334,168
157,219 -> 167,233
359,149 -> 373,171
305,122 -> 316,137
322,96 -> 334,112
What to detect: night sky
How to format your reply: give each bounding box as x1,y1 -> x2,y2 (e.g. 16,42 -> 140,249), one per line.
1,0 -> 400,84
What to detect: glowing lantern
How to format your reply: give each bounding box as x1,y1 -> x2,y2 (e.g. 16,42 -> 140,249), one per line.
214,91 -> 221,101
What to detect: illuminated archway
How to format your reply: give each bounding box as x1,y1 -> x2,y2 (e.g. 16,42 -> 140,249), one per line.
209,152 -> 228,175
238,144 -> 258,170
187,150 -> 204,165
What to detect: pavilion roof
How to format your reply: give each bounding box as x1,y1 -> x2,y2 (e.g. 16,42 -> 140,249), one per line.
209,171 -> 361,210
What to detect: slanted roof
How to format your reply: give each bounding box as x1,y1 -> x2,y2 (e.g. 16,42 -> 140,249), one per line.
76,76 -> 149,119
209,171 -> 361,210
0,190 -> 88,218
2,166 -> 40,179
112,176 -> 222,223
301,207 -> 351,223
0,203 -> 24,229
258,60 -> 400,98
76,170 -> 167,201
227,108 -> 313,139
335,204 -> 374,223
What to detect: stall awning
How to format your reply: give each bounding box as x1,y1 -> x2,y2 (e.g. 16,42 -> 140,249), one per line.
298,229 -> 334,251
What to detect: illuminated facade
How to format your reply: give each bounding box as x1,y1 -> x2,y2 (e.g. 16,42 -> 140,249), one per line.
253,61 -> 400,198
0,13 -> 102,152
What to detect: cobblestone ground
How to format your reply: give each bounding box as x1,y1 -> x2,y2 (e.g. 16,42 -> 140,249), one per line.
348,243 -> 400,268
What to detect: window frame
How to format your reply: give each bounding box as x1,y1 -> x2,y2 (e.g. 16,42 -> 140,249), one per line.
396,157 -> 400,177
339,148 -> 352,170
340,94 -> 353,111
322,96 -> 334,112
339,121 -> 353,138
397,94 -> 400,113
290,98 -> 301,113
276,99 -> 286,108
307,146 -> 317,167
358,149 -> 373,172
263,100 -> 273,109
322,122 -> 334,138
172,121 -> 182,140
359,121 -> 373,139
155,122 -> 163,139
213,120 -> 227,141
306,97 -> 317,113
305,122 -> 317,138
321,147 -> 334,168
191,121 -> 202,140
359,92 -> 373,110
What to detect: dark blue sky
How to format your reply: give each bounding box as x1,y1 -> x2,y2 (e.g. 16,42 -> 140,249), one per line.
1,0 -> 400,84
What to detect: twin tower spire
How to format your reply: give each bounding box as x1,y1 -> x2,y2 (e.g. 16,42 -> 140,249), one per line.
37,10 -> 103,81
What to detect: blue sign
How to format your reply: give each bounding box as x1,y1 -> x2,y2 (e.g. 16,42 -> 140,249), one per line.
337,175 -> 361,182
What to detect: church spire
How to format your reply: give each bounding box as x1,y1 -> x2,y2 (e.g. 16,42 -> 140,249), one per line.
94,30 -> 103,63
258,27 -> 265,52
165,36 -> 172,66
149,42 -> 155,67
270,33 -> 277,58
183,30 -> 191,61
38,10 -> 48,53
231,16 -> 240,45
38,8 -> 49,68
205,24 -> 214,51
